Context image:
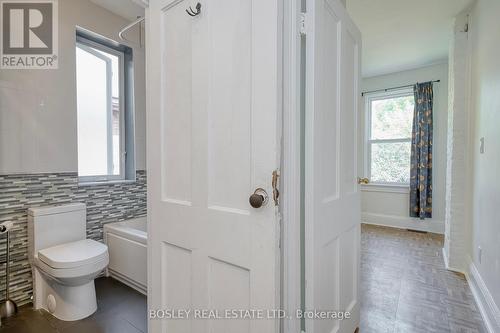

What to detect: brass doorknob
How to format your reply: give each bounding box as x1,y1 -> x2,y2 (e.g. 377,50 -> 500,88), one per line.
357,177 -> 369,185
249,188 -> 268,208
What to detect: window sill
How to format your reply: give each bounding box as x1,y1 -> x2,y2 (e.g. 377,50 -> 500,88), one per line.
78,179 -> 136,187
361,183 -> 409,194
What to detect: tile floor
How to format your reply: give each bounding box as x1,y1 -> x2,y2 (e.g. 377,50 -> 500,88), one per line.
360,224 -> 487,333
0,225 -> 487,333
0,277 -> 147,333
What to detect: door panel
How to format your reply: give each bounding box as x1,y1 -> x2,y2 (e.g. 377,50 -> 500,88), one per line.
147,0 -> 280,332
318,6 -> 340,203
305,0 -> 362,332
161,1 -> 193,205
340,28 -> 358,197
161,242 -> 193,332
207,0 -> 252,213
208,258 -> 251,333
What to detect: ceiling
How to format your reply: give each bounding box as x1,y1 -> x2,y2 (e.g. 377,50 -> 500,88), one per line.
346,0 -> 473,77
90,0 -> 144,21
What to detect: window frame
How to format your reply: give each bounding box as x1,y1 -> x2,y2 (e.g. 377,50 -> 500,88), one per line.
364,88 -> 414,186
76,37 -> 126,183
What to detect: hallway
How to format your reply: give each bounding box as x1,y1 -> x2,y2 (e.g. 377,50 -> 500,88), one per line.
360,224 -> 486,332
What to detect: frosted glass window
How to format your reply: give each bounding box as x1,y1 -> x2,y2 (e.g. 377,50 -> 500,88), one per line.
76,40 -> 124,181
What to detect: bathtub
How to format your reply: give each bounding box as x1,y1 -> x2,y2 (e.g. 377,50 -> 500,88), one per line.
104,217 -> 147,295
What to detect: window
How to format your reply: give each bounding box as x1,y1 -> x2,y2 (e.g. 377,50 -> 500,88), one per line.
365,89 -> 414,185
76,32 -> 134,183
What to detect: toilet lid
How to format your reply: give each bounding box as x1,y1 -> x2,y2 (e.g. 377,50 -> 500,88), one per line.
38,239 -> 108,269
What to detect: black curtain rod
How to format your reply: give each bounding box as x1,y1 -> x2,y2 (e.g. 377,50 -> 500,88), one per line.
361,80 -> 440,97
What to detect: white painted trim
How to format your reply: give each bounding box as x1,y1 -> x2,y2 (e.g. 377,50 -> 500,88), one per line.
441,247 -> 466,275
442,247 -> 449,269
361,183 -> 409,194
466,258 -> 500,333
145,6 -> 153,333
362,212 -> 445,234
281,0 -> 302,331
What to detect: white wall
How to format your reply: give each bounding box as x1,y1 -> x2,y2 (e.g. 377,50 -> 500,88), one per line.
467,0 -> 500,330
360,63 -> 449,234
0,0 -> 146,174
443,10 -> 473,274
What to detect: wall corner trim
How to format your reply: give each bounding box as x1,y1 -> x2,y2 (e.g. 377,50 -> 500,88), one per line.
442,247 -> 466,275
466,258 -> 500,333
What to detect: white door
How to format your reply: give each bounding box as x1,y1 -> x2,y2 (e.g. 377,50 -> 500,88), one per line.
146,0 -> 281,333
305,0 -> 362,332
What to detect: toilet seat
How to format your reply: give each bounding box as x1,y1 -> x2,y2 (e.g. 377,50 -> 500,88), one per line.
35,255 -> 108,280
35,239 -> 109,282
38,239 -> 108,269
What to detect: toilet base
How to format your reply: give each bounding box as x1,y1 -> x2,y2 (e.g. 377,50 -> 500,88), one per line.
32,268 -> 97,321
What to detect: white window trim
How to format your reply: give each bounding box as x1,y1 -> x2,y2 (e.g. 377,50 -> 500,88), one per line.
77,38 -> 126,183
364,88 -> 413,187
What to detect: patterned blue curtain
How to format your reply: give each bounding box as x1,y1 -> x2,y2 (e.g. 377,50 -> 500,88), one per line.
410,82 -> 433,219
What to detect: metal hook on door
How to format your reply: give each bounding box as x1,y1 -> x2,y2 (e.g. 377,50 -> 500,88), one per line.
186,3 -> 202,16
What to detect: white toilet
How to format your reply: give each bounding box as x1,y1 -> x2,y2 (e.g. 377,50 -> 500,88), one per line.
28,203 -> 109,321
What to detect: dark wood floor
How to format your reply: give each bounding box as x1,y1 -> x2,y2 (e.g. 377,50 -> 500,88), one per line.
0,277 -> 147,333
360,224 -> 487,333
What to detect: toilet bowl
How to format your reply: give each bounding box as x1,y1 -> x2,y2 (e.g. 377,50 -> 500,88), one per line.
28,204 -> 109,321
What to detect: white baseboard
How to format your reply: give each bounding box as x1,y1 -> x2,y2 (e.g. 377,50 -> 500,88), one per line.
465,258 -> 500,333
362,212 -> 445,234
442,247 -> 450,269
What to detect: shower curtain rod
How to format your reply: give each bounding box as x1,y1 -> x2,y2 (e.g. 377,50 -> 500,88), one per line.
361,79 -> 440,97
119,16 -> 145,44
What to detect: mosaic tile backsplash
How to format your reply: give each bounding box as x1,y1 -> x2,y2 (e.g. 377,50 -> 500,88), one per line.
0,170 -> 147,305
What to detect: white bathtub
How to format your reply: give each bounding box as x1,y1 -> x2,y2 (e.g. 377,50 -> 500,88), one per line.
104,217 -> 147,294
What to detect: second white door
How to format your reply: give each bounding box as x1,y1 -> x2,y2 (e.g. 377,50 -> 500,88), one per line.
305,0 -> 362,332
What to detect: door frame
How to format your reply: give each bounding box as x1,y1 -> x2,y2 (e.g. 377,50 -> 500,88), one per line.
281,0 -> 303,332
281,1 -> 362,333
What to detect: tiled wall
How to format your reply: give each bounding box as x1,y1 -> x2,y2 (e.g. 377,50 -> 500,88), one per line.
0,170 -> 147,305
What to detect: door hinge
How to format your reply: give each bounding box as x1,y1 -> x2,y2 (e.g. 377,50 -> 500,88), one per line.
299,12 -> 307,36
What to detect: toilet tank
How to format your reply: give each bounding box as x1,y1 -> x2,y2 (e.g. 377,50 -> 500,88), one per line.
28,203 -> 87,258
